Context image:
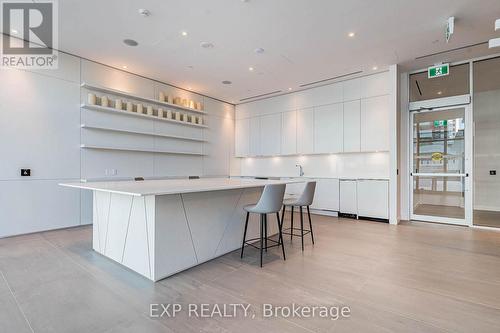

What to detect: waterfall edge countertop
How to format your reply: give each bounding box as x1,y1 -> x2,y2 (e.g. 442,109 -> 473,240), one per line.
59,178 -> 299,196
59,177 -> 302,281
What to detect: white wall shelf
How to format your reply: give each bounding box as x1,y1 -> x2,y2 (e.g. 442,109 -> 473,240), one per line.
80,124 -> 206,142
81,82 -> 206,115
81,104 -> 208,128
80,144 -> 205,156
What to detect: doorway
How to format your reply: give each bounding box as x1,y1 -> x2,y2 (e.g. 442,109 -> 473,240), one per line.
409,104 -> 472,225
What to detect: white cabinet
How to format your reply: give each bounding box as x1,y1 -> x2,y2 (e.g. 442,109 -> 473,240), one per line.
260,113 -> 282,156
281,111 -> 297,155
314,103 -> 343,153
357,180 -> 389,219
360,95 -> 390,152
339,180 -> 357,215
362,72 -> 389,98
311,178 -> 340,211
297,108 -> 314,154
235,118 -> 250,157
343,77 -> 362,101
343,100 -> 361,152
249,116 -> 261,156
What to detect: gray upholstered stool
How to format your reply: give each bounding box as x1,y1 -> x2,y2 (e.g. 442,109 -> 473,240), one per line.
281,181 -> 316,251
241,183 -> 286,267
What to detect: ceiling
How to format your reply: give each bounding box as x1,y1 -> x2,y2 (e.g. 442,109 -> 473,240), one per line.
6,0 -> 500,103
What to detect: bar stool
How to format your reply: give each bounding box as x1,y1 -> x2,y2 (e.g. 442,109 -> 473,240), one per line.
281,181 -> 316,251
240,184 -> 286,267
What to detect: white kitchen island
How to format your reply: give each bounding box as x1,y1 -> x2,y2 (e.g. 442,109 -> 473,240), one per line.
60,178 -> 296,281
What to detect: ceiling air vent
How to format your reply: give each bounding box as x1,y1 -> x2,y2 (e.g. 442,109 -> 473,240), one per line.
240,90 -> 282,102
415,41 -> 488,60
299,71 -> 363,88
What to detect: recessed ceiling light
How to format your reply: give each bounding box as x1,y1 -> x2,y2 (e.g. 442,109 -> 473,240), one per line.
288,87 -> 293,91
437,91 -> 443,95
372,66 -> 378,70
123,39 -> 138,47
348,32 -> 355,37
181,31 -> 188,36
11,29 -> 18,35
138,9 -> 151,17
248,67 -> 254,71
200,41 -> 214,49
122,65 -> 127,69
255,47 -> 265,54
187,87 -> 192,90
222,80 -> 232,85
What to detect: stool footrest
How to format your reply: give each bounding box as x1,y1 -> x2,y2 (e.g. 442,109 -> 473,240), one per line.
282,227 -> 312,237
244,237 -> 280,251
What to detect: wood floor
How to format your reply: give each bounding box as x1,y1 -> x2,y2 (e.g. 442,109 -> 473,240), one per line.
2,214 -> 500,332
474,209 -> 500,228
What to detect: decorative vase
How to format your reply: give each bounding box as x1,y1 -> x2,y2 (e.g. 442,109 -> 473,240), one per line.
115,99 -> 122,110
126,102 -> 133,112
174,97 -> 181,105
158,108 -> 164,118
166,110 -> 172,119
100,96 -> 108,107
167,95 -> 173,104
189,100 -> 195,109
137,104 -> 143,114
88,93 -> 96,105
175,111 -> 181,121
147,106 -> 153,115
159,92 -> 165,102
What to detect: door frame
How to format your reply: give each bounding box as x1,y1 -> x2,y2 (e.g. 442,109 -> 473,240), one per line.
408,97 -> 473,226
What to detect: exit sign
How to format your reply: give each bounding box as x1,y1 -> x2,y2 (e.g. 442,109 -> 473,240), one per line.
434,120 -> 448,127
428,64 -> 449,78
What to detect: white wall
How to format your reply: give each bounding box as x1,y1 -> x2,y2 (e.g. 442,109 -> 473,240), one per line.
474,89 -> 500,211
0,54 -> 235,238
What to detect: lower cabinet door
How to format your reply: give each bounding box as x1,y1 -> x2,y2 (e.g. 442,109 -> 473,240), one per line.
311,178 -> 340,211
339,180 -> 357,215
356,180 -> 389,219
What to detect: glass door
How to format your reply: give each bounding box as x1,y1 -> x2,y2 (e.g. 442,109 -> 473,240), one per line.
410,106 -> 472,225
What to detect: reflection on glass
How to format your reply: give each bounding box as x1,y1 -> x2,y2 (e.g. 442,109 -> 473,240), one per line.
409,63 -> 470,102
412,108 -> 466,220
413,109 -> 465,174
413,176 -> 465,219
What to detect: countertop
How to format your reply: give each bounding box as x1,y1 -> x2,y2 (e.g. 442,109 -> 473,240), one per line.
60,178 -> 301,197
232,175 -> 390,181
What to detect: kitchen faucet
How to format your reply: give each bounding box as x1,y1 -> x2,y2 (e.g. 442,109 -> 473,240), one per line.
296,164 -> 304,177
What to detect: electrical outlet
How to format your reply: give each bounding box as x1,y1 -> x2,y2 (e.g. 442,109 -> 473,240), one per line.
21,168 -> 31,176
490,170 -> 497,176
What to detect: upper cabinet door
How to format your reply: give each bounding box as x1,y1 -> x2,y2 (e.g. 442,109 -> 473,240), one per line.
343,77 -> 362,102
360,95 -> 390,152
343,100 -> 361,152
282,111 -> 297,155
297,108 -> 314,154
235,118 -> 250,157
260,113 -> 282,156
249,116 -> 261,156
314,103 -> 343,154
362,72 -> 389,99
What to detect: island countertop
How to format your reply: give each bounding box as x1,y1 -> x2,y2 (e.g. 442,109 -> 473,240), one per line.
60,178 -> 299,197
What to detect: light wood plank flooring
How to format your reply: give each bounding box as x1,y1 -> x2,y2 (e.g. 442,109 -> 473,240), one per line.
1,214 -> 500,332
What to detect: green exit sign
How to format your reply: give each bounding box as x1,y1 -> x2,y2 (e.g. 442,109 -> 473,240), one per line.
428,64 -> 449,78
434,120 -> 448,127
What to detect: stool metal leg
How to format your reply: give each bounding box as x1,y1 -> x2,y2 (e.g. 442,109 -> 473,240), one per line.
300,206 -> 304,251
290,206 -> 294,242
240,212 -> 249,258
276,212 -> 286,260
260,214 -> 264,267
264,214 -> 268,252
279,205 -> 285,245
307,206 -> 315,244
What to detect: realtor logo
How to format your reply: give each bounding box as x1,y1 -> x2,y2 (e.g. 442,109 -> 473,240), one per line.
1,0 -> 58,69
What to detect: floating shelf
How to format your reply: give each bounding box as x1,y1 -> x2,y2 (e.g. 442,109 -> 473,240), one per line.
81,124 -> 206,142
80,144 -> 205,156
81,82 -> 206,115
81,104 -> 208,128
